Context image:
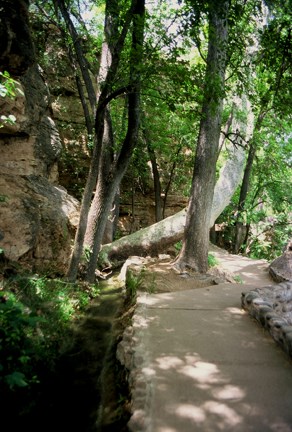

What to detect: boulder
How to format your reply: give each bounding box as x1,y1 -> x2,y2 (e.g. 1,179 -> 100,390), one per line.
0,175 -> 79,272
269,240 -> 292,282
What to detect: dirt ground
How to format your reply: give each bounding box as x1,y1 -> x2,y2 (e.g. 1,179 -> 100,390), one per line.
123,243 -> 265,294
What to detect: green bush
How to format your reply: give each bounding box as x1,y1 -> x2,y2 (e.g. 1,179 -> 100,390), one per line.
208,253 -> 218,268
0,274 -> 100,418
0,291 -> 41,390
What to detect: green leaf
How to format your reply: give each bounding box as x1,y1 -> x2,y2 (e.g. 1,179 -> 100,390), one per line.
5,371 -> 28,388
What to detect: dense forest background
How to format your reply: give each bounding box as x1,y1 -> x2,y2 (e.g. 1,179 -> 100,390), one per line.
33,0 -> 291,270
0,0 -> 291,430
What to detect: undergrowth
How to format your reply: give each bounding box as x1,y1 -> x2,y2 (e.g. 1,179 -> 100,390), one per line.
0,271 -> 100,419
208,253 -> 219,268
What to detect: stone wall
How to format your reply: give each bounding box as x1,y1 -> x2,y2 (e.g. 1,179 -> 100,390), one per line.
242,281 -> 292,358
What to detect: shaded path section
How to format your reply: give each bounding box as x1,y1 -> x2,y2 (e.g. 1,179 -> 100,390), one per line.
125,254 -> 292,431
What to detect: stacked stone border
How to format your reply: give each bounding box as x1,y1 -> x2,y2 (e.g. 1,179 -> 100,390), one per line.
116,292 -> 153,432
242,281 -> 292,358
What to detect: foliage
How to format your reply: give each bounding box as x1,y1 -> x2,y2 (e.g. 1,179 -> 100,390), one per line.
0,71 -> 23,128
0,273 -> 100,414
27,0 -> 292,266
247,214 -> 292,260
233,274 -> 243,284
0,71 -> 18,98
0,291 -> 41,390
174,240 -> 183,253
207,253 -> 218,268
125,269 -> 144,302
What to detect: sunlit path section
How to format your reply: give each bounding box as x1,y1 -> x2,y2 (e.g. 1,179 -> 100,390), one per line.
125,261 -> 292,431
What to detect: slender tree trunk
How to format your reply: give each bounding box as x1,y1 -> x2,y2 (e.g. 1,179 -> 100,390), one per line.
162,147 -> 181,218
233,111 -> 265,253
75,73 -> 93,136
54,0 -> 96,112
148,146 -> 163,222
142,118 -> 163,222
40,1 -> 95,134
85,0 -> 145,282
102,191 -> 120,244
175,0 -> 229,273
66,0 -> 136,281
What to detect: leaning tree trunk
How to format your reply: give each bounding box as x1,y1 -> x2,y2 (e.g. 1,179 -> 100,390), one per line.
175,0 -> 229,273
214,94 -> 253,227
55,0 -> 96,112
100,140 -> 245,266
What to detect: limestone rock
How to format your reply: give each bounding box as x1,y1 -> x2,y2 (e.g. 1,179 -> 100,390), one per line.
0,175 -> 79,272
269,240 -> 292,282
0,5 -> 80,273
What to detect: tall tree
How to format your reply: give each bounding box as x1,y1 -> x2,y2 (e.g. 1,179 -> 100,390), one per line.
233,0 -> 292,253
175,0 -> 230,273
66,0 -> 144,282
84,0 -> 145,282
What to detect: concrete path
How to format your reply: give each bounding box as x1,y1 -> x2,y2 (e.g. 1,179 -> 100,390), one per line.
126,254 -> 292,432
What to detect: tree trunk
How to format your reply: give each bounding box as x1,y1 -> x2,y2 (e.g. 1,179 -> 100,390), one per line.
85,0 -> 145,282
142,120 -> 163,222
100,144 -> 245,265
233,110 -> 265,253
66,0 -> 137,281
175,0 -> 229,273
162,147 -> 181,219
102,191 -> 120,244
213,94 -> 252,225
54,0 -> 96,112
84,109 -> 115,246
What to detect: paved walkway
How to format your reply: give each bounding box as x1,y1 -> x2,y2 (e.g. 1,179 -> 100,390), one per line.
126,253 -> 292,432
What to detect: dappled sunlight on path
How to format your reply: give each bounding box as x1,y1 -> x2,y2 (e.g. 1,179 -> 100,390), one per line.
125,251 -> 292,432
210,246 -> 273,286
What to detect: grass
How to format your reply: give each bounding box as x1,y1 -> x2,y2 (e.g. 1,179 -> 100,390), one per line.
125,270 -> 144,302
233,274 -> 244,284
208,253 -> 219,268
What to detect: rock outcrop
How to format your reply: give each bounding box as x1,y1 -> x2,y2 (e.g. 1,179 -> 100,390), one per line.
269,240 -> 292,282
0,0 -> 79,273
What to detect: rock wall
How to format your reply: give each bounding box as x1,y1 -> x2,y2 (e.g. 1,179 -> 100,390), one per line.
0,0 -> 79,273
242,281 -> 292,358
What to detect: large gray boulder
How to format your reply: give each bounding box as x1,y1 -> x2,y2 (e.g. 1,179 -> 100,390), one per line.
269,240 -> 292,282
0,175 -> 79,272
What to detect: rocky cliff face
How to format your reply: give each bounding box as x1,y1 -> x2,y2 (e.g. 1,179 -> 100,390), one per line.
0,1 -> 187,272
0,0 -> 79,273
